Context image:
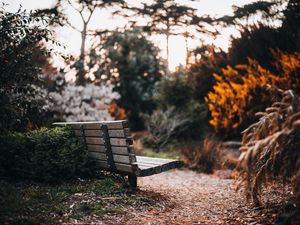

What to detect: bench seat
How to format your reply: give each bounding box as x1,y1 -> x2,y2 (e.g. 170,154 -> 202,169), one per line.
53,120 -> 182,188
135,156 -> 181,177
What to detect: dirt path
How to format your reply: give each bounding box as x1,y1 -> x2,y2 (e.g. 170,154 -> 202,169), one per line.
108,169 -> 290,225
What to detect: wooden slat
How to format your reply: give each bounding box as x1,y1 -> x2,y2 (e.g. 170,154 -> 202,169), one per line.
80,137 -> 131,146
110,138 -> 132,146
136,160 -> 177,172
137,162 -> 162,174
111,146 -> 134,154
114,154 -> 135,164
74,129 -> 131,138
86,144 -> 106,152
88,151 -> 106,161
84,137 -> 104,145
109,129 -> 131,138
74,129 -> 100,137
136,156 -> 175,164
135,157 -> 182,177
87,145 -> 133,155
92,160 -> 136,174
53,120 -> 128,130
88,152 -> 135,164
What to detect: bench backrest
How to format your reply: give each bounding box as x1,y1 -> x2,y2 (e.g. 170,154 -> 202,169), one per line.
53,121 -> 138,175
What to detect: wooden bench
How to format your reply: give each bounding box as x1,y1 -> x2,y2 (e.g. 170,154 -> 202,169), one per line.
53,120 -> 182,188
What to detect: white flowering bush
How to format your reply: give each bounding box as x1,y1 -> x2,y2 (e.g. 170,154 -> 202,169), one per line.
49,83 -> 120,122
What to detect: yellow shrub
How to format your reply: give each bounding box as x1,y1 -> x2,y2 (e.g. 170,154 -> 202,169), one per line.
205,51 -> 300,135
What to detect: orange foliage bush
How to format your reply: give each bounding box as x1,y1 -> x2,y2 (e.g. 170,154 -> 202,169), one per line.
108,101 -> 127,120
205,51 -> 300,135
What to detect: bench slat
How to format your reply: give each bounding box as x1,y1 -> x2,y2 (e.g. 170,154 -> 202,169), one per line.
88,152 -> 136,164
87,145 -> 133,155
80,137 -> 132,147
136,156 -> 175,164
136,159 -> 178,171
135,157 -> 181,177
53,121 -> 129,130
74,129 -> 131,138
92,159 -> 136,174
84,137 -> 104,145
110,138 -> 133,146
137,163 -> 162,174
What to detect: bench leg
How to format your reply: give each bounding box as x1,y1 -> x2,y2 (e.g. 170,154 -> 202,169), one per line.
128,175 -> 137,190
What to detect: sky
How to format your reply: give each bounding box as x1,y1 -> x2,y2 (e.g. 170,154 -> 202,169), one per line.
6,0 -> 255,71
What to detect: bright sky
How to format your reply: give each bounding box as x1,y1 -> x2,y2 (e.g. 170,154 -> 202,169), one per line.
6,0 -> 254,71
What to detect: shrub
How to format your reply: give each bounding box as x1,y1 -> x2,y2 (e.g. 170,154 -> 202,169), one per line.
48,83 -> 119,122
180,137 -> 223,174
0,127 -> 92,182
142,107 -> 190,152
155,75 -> 208,139
205,51 -> 300,137
237,89 -> 300,215
156,76 -> 193,109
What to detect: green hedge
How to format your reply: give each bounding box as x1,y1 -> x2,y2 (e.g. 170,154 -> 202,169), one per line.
0,127 -> 94,182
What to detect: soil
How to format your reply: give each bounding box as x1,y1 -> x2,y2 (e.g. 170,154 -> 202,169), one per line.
106,169 -> 292,225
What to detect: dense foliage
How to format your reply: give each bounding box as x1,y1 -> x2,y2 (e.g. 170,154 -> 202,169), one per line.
205,51 -> 300,136
0,5 -> 61,132
0,127 -> 92,182
155,75 -> 208,139
90,29 -> 162,129
187,46 -> 228,101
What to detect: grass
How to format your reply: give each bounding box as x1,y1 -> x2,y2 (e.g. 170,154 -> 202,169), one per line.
0,174 -> 156,224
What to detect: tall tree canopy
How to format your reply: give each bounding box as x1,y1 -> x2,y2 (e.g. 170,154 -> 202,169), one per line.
57,0 -> 126,84
89,29 -> 162,129
132,0 -> 215,70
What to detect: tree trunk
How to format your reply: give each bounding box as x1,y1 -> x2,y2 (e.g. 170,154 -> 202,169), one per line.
77,22 -> 87,85
185,35 -> 189,67
166,20 -> 170,74
166,34 -> 169,69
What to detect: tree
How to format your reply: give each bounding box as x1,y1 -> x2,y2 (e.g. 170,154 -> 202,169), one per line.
187,45 -> 228,102
58,0 -> 125,84
228,24 -> 281,69
280,0 -> 300,52
0,5 -> 61,132
216,0 -> 300,54
90,29 -> 162,129
214,0 -> 300,70
133,0 -> 214,70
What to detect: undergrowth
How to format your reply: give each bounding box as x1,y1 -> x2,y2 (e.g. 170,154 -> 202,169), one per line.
237,88 -> 300,223
180,138 -> 223,174
0,173 -> 158,224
